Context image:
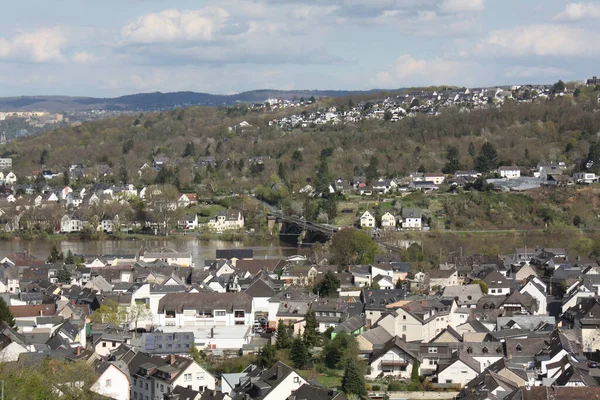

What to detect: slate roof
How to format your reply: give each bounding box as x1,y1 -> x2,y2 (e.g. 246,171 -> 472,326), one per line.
359,326 -> 393,346
369,336 -> 419,364
216,249 -> 253,260
233,361 -> 298,400
236,259 -> 285,275
506,387 -> 600,400
287,384 -> 347,400
158,292 -> 252,313
362,289 -> 407,311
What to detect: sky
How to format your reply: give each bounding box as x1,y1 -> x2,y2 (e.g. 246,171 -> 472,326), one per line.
0,0 -> 599,97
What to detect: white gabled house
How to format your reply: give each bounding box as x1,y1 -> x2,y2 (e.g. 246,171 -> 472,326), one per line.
359,210 -> 376,228
380,212 -> 396,229
367,336 -> 419,380
437,352 -> 481,388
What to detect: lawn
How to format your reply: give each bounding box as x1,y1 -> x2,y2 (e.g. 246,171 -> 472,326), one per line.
298,369 -> 343,389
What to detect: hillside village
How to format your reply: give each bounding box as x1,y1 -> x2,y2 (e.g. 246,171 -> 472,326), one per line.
1,241 -> 600,399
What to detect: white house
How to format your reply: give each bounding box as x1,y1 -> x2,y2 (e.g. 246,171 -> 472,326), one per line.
61,214 -> 83,233
90,362 -> 131,400
498,166 -> 521,179
573,172 -> 597,184
367,336 -> 419,380
519,276 -> 547,315
401,208 -> 422,230
380,212 -> 396,229
157,292 -> 253,328
437,353 -> 480,387
208,210 -> 245,232
359,211 -> 376,228
424,173 -> 445,185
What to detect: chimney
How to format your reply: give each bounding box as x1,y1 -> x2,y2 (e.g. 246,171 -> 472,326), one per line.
169,354 -> 176,365
70,313 -> 75,320
276,364 -> 283,378
76,346 -> 82,356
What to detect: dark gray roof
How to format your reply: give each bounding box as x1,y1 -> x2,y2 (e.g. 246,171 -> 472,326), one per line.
287,384 -> 347,400
158,292 -> 252,313
362,289 -> 406,310
216,249 -> 253,260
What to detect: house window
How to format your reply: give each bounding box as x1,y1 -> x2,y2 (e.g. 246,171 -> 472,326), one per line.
490,289 -> 496,294
428,347 -> 438,354
134,393 -> 138,399
516,344 -> 522,352
402,315 -> 407,320
197,372 -> 204,380
160,384 -> 164,391
106,379 -> 112,388
482,347 -> 489,354
234,310 -> 245,318
112,341 -> 116,347
214,310 -> 226,317
460,367 -> 468,373
184,373 -> 192,381
293,377 -> 300,383
235,321 -> 245,325
467,347 -> 473,354
102,342 -> 107,348
165,310 -> 176,319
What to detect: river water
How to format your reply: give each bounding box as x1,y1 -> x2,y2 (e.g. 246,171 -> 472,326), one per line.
0,238 -> 299,266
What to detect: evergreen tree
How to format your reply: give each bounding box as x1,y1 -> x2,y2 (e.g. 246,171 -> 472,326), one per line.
290,339 -> 309,369
63,167 -> 70,186
47,244 -> 61,263
256,343 -> 278,368
341,358 -> 366,397
315,160 -> 331,194
303,311 -> 320,348
313,271 -> 340,297
442,146 -> 460,174
474,142 -> 498,173
56,269 -> 72,284
276,320 -> 291,349
65,250 -> 75,265
364,155 -> 379,182
468,142 -> 476,158
0,297 -> 15,328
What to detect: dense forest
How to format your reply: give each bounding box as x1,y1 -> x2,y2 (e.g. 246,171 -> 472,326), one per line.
2,87 -> 600,198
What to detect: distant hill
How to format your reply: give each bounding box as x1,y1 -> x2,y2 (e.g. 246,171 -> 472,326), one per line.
0,89 -> 403,112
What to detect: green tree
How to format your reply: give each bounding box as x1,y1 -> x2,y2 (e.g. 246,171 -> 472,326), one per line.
40,149 -> 49,165
302,197 -> 320,221
321,196 -> 338,220
365,155 -> 379,182
276,320 -> 291,349
128,303 -> 153,332
313,271 -> 341,297
290,339 -> 309,369
63,167 -> 70,186
324,332 -> 359,369
474,142 -> 498,173
47,244 -> 62,263
190,344 -> 208,366
292,150 -> 303,163
553,79 -> 566,93
303,311 -> 320,348
56,269 -> 72,284
315,159 -> 331,194
64,250 -> 75,264
119,165 -> 129,184
383,110 -> 393,121
353,229 -> 379,264
0,297 -> 15,328
122,138 -> 134,154
587,142 -> 600,171
442,146 -> 460,174
91,300 -> 127,325
277,162 -> 287,181
341,357 -> 366,398
256,343 -> 278,368
468,142 -> 476,157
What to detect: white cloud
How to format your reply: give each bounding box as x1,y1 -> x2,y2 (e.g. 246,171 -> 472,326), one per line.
0,28 -> 67,63
121,8 -> 230,44
476,24 -> 600,57
554,2 -> 600,21
504,65 -> 572,79
438,0 -> 484,13
372,54 -> 479,86
72,51 -> 100,65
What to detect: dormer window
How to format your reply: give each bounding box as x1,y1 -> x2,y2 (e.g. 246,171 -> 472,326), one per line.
482,347 -> 489,354
467,347 -> 473,354
516,344 -> 522,352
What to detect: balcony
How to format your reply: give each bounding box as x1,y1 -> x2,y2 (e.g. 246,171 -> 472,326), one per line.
381,361 -> 408,367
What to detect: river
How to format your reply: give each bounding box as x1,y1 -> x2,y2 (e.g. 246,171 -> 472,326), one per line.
0,238 -> 300,266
